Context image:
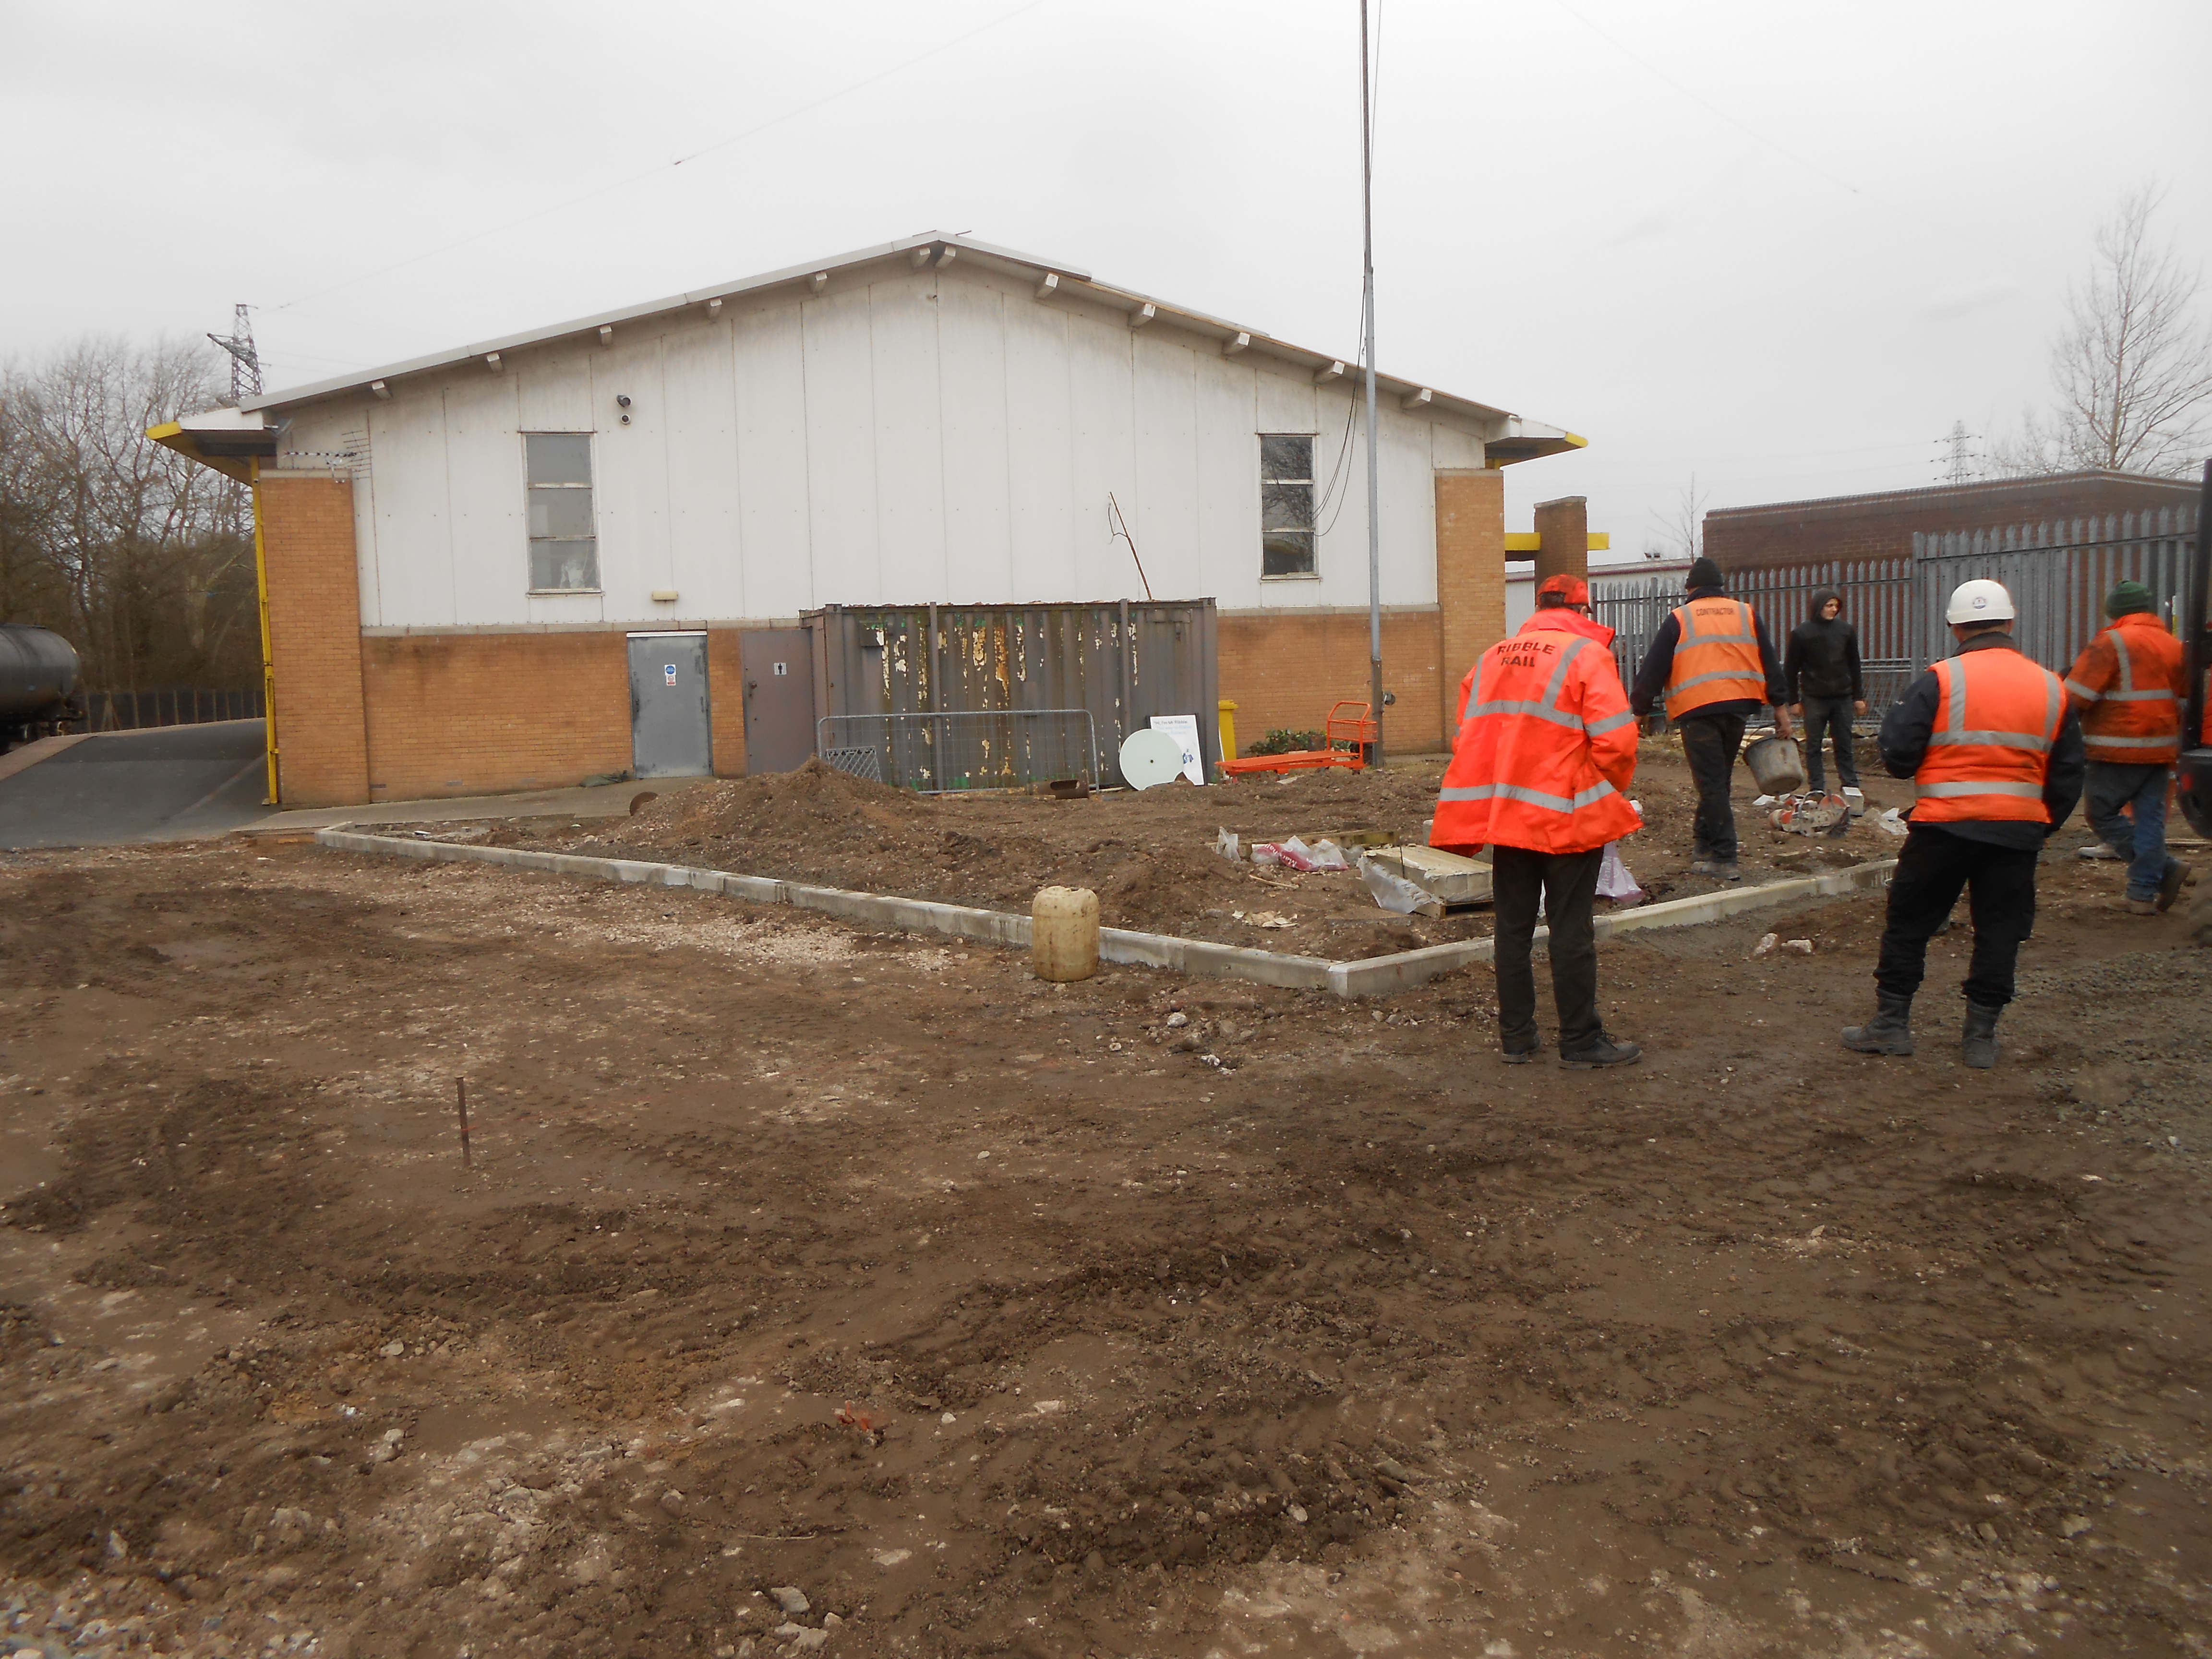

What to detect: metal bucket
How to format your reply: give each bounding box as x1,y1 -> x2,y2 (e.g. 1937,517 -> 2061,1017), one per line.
1743,735 -> 1806,794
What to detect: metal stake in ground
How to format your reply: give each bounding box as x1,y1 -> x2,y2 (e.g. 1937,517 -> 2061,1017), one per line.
457,1078 -> 473,1169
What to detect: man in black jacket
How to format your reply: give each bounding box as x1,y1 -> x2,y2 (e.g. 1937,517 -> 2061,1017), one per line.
1785,589 -> 1865,799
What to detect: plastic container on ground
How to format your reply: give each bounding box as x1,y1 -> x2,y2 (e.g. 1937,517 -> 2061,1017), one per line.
1031,886 -> 1100,982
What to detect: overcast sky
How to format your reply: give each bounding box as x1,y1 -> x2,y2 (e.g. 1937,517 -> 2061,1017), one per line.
5,0 -> 2208,560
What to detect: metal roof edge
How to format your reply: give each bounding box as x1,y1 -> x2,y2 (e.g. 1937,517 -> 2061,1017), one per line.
234,231 -> 1574,447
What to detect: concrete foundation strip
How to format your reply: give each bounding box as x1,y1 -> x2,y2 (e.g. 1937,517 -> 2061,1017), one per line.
314,828 -> 1894,1000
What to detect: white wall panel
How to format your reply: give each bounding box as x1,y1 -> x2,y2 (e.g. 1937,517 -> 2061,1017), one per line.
1065,312 -> 1138,601
1255,363 -> 1317,436
1131,333 -> 1200,600
732,304 -> 813,618
365,390 -> 454,627
1381,404 -> 1439,607
442,376 -> 525,625
515,356 -> 593,433
867,276 -> 948,604
936,280 -> 1013,601
590,340 -> 672,620
1192,355 -> 1260,608
297,263 -> 1515,629
1431,424 -> 1484,470
1001,298 -> 1075,599
801,288 -> 879,605
662,319 -> 744,620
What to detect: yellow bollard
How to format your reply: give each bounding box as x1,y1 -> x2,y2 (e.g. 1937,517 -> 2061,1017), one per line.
1218,699 -> 1239,761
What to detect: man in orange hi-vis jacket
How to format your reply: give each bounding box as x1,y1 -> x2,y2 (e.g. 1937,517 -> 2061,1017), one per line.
1841,579 -> 2083,1070
2064,579 -> 2190,914
1432,575 -> 1644,1069
1629,558 -> 1793,883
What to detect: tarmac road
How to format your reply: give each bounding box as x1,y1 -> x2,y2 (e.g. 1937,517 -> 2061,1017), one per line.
0,720 -> 270,849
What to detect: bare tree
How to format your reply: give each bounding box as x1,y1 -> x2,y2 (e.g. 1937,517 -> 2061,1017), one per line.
1644,473 -> 1709,560
0,338 -> 254,693
1994,186 -> 2212,478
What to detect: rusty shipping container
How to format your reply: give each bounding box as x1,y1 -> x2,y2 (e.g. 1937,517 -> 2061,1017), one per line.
804,600 -> 1219,790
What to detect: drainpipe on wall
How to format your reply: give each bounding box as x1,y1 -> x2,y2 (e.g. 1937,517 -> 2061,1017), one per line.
250,457 -> 280,805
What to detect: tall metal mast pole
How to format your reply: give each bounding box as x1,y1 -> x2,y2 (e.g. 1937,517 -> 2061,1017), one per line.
1359,0 -> 1384,763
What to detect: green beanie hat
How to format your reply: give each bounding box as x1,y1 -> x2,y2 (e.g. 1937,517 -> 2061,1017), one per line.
2104,580 -> 2154,618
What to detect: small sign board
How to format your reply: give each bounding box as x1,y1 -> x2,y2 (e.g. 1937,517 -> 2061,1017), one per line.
663,663 -> 679,686
1147,714 -> 1206,785
772,661 -> 789,677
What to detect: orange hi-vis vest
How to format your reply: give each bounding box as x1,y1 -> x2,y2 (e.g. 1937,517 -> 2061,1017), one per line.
1431,611 -> 1643,856
2062,611 -> 2185,766
1912,648 -> 2066,824
1664,597 -> 1767,716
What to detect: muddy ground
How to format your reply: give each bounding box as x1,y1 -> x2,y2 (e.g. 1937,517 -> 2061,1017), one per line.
0,822 -> 2209,1659
418,747 -> 1931,956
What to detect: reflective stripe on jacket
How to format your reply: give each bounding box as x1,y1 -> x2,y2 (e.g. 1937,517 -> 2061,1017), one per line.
1912,649 -> 2066,824
1431,610 -> 1643,856
1664,598 -> 1766,717
2063,611 -> 2184,766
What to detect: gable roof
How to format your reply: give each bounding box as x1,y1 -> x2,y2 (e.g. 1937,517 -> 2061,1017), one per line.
160,232 -> 1580,471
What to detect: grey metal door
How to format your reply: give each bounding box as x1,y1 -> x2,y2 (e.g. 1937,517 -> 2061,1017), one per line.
741,627 -> 817,773
627,633 -> 711,778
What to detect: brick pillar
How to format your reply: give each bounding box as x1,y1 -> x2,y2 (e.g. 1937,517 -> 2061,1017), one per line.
1434,468 -> 1506,739
256,472 -> 369,806
1533,495 -> 1588,589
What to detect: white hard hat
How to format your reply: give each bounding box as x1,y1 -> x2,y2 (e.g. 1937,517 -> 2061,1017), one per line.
1945,578 -> 2016,625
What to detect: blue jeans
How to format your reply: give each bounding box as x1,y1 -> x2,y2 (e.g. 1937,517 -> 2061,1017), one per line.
2085,761 -> 2174,901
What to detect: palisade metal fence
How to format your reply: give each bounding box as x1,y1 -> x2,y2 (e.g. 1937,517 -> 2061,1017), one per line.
80,687 -> 265,732
1591,505 -> 2197,720
1914,508 -> 2198,668
817,709 -> 1101,793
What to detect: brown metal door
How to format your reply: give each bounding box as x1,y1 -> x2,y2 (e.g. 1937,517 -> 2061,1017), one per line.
740,628 -> 817,774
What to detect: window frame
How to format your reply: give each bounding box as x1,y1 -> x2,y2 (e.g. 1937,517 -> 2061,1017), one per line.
1258,431 -> 1319,580
523,431 -> 601,595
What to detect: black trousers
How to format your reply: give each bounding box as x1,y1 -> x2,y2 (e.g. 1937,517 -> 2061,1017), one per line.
1491,844 -> 1604,1053
1801,695 -> 1860,790
1678,712 -> 1748,861
1875,827 -> 2039,1008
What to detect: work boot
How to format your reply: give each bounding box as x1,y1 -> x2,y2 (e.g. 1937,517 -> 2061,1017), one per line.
2125,898 -> 2158,916
1560,1034 -> 1642,1069
1709,861 -> 1743,883
1840,992 -> 1914,1056
2157,859 -> 2191,914
1962,1001 -> 2003,1069
1501,1025 -> 1540,1065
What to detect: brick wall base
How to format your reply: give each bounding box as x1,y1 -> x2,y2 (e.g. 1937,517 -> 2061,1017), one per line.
1218,609 -> 1444,755
257,473 -> 368,807
362,633 -> 632,800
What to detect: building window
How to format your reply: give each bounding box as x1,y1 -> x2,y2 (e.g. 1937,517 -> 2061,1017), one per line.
525,433 -> 599,591
1260,433 -> 1315,577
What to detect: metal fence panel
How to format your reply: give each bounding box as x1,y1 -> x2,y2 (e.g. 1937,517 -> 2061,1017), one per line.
1593,559 -> 1915,712
1914,508 -> 2197,672
817,709 -> 1100,793
1593,505 -> 2197,721
806,600 -> 1218,788
80,686 -> 266,732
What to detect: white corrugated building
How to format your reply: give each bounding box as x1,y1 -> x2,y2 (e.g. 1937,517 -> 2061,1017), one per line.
155,233 -> 1581,805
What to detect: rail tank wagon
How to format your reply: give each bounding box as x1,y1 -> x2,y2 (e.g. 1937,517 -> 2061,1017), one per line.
0,624 -> 82,751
